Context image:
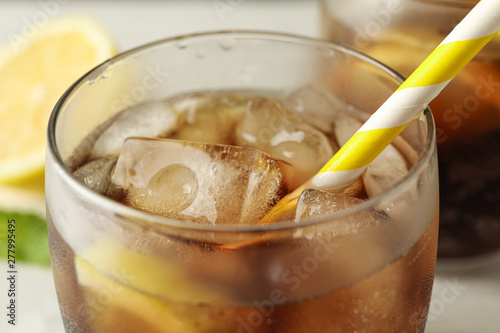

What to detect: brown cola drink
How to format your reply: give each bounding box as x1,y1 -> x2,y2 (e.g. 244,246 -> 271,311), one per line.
45,33 -> 439,333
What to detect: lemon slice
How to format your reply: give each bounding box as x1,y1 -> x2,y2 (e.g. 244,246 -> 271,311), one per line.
0,15 -> 117,183
75,257 -> 188,333
75,239 -> 224,332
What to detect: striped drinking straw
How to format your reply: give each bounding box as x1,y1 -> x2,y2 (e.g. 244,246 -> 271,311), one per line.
263,0 -> 500,222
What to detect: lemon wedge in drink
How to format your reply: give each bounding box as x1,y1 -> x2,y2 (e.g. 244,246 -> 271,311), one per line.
0,15 -> 117,184
75,257 -> 189,333
74,239 -> 225,332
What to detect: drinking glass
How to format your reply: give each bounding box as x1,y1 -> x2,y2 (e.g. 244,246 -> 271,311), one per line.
46,31 -> 439,332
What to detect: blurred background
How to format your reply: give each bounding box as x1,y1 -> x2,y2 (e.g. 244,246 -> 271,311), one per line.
0,0 -> 498,332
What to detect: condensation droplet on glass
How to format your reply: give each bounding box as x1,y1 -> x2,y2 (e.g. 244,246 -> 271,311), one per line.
88,71 -> 109,86
183,183 -> 192,194
176,40 -> 189,50
95,74 -> 108,85
218,38 -> 235,51
304,230 -> 315,240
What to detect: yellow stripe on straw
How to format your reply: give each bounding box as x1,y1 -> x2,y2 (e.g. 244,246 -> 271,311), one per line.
398,34 -> 496,90
261,0 -> 500,223
318,123 -> 410,173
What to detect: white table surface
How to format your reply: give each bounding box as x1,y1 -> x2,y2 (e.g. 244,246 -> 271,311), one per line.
1,1 -> 499,332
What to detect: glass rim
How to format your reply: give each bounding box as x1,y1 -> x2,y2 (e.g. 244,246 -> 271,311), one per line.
47,30 -> 437,233
414,0 -> 476,8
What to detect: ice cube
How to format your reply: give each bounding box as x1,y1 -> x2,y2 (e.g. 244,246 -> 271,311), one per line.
65,120 -> 113,171
363,144 -> 408,198
89,101 -> 182,159
235,97 -> 336,190
295,189 -> 366,225
286,86 -> 346,133
363,140 -> 423,225
333,114 -> 363,147
111,138 -> 285,224
292,190 -> 389,259
169,93 -> 241,144
74,157 -> 117,195
340,176 -> 365,198
220,92 -> 249,120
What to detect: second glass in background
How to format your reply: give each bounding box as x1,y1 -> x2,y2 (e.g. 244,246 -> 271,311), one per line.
321,0 -> 500,260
